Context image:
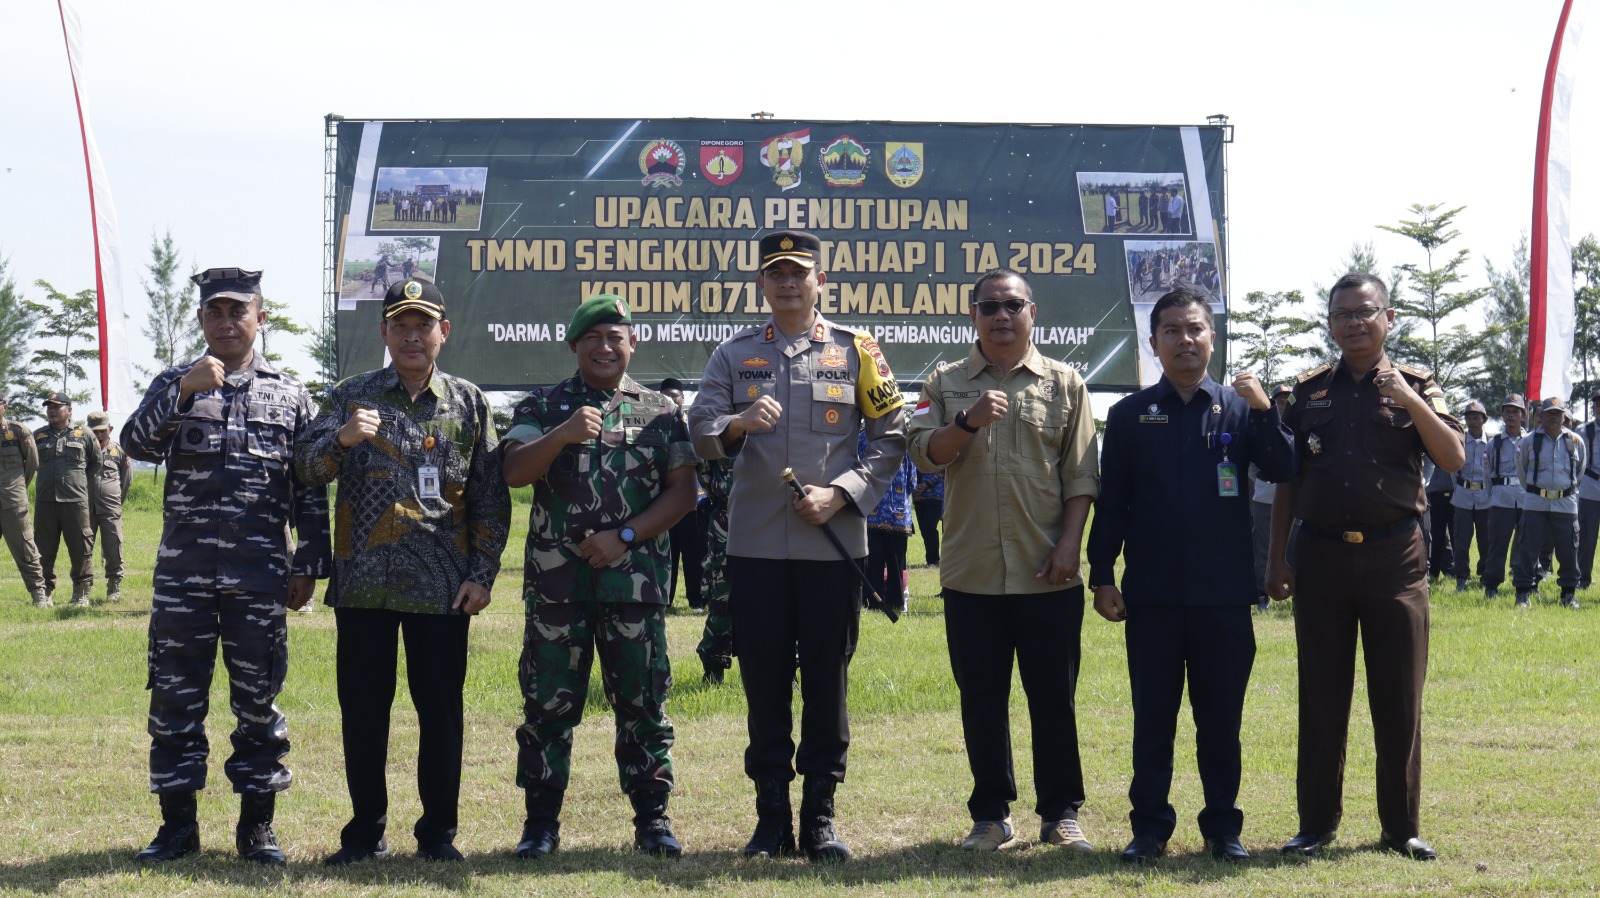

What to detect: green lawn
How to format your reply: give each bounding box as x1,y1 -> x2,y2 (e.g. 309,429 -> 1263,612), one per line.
371,202 -> 483,231
1,476 -> 1597,896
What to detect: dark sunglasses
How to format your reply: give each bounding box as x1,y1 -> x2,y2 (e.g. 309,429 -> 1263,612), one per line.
975,299 -> 1031,316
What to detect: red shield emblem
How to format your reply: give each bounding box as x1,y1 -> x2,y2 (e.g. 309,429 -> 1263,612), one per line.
700,141 -> 744,186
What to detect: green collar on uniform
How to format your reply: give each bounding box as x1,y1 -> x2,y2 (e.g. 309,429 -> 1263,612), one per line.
561,371 -> 643,403
380,364 -> 446,401
963,341 -> 1049,378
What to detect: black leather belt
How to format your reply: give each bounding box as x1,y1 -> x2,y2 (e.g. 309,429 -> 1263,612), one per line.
1455,476 -> 1485,490
1526,485 -> 1576,499
1490,476 -> 1519,486
1586,470 -> 1599,481
1299,515 -> 1419,545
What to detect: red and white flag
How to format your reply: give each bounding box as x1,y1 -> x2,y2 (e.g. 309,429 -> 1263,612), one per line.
57,0 -> 135,415
1529,0 -> 1586,402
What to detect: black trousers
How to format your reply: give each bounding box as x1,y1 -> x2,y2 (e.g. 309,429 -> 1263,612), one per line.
913,499 -> 942,565
1293,525 -> 1428,840
1515,509 -> 1580,591
1451,505 -> 1490,581
1124,604 -> 1255,841
1425,491 -> 1453,577
668,507 -> 708,607
334,607 -> 471,848
1482,506 -> 1521,591
865,529 -> 908,607
943,587 -> 1085,823
729,556 -> 861,783
1580,497 -> 1600,587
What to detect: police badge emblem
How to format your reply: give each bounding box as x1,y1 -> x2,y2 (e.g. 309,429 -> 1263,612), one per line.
1308,432 -> 1323,455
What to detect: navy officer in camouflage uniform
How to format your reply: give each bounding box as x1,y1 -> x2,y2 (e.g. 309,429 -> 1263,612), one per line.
501,294 -> 699,859
297,278 -> 510,865
34,392 -> 100,606
122,267 -> 332,864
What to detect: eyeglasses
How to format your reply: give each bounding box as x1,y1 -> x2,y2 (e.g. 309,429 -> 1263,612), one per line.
1328,306 -> 1386,326
975,299 -> 1031,316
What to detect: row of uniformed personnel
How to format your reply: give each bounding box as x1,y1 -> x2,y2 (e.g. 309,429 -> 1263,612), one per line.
50,236 -> 1477,868
1,393 -> 130,607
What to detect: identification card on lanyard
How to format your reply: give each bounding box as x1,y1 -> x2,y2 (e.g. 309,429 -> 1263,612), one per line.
418,465 -> 441,499
1216,431 -> 1239,497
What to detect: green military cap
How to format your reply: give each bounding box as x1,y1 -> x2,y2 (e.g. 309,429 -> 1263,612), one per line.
87,411 -> 112,431
567,294 -> 631,344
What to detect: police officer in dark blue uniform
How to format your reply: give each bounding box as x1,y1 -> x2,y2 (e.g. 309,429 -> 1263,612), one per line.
122,267 -> 331,864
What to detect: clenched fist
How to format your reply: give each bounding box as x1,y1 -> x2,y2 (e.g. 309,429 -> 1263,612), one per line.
178,356 -> 226,403
338,406 -> 382,448
555,406 -> 604,445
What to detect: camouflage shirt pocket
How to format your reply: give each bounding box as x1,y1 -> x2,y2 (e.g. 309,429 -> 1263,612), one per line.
245,400 -> 293,460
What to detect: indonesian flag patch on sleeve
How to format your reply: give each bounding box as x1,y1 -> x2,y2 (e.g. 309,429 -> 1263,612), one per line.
912,399 -> 931,417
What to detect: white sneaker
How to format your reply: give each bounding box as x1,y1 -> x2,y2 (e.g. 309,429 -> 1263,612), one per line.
960,818 -> 1015,851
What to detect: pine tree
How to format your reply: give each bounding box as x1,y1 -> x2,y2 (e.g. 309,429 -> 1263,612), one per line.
25,280 -> 100,404
139,230 -> 204,381
258,296 -> 309,376
0,254 -> 33,412
1377,204 -> 1495,398
1227,289 -> 1321,389
1463,235 -> 1530,406
1571,234 -> 1600,403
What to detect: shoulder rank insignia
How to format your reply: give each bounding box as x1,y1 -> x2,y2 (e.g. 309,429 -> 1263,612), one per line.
1296,363 -> 1333,384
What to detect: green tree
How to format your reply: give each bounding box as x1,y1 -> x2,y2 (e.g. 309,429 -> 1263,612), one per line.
258,296 -> 308,376
1463,235 -> 1530,406
306,309 -> 337,396
0,254 -> 34,413
1377,203 -> 1494,398
1572,234 -> 1600,402
1227,289 -> 1321,388
139,229 -> 204,383
25,280 -> 100,404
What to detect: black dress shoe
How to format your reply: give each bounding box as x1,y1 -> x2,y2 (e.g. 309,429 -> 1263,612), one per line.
1280,831 -> 1336,856
417,841 -> 464,861
1119,835 -> 1167,863
322,839 -> 390,866
1380,833 -> 1437,860
1205,835 -> 1251,861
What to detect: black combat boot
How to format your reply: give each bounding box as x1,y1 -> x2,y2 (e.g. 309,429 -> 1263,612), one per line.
630,791 -> 682,858
236,792 -> 285,864
797,777 -> 851,863
742,778 -> 795,858
136,791 -> 200,862
513,787 -> 562,859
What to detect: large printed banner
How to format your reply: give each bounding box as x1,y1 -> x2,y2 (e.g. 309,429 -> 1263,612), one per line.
331,119 -> 1229,391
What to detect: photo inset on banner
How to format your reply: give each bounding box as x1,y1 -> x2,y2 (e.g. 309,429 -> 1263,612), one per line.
1124,241 -> 1221,305
1076,172 -> 1191,235
339,235 -> 440,303
370,167 -> 488,231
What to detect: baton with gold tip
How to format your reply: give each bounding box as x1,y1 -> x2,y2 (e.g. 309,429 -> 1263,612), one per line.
781,468 -> 900,623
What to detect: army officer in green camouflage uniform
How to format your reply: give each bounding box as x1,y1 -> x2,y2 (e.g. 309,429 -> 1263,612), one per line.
501,294 -> 699,860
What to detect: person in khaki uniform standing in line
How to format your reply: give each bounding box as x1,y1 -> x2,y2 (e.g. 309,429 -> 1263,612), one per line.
0,395 -> 49,606
34,392 -> 100,606
87,410 -> 133,602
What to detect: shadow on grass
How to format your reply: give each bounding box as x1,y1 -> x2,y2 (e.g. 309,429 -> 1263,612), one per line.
0,840 -> 1374,892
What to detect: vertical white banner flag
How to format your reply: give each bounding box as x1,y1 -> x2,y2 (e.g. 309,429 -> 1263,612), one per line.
1529,0 -> 1586,402
57,0 -> 135,415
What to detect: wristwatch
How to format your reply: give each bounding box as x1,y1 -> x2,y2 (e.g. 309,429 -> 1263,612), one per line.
618,524 -> 637,545
954,410 -> 979,433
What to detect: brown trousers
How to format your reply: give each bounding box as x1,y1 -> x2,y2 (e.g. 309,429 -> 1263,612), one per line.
1292,523 -> 1428,840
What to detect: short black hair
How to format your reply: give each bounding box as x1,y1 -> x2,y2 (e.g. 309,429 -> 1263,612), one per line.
658,377 -> 684,393
972,268 -> 1032,299
1149,286 -> 1214,334
1328,272 -> 1389,307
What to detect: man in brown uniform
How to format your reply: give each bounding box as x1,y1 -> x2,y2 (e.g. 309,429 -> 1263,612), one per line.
0,395 -> 48,606
1266,273 -> 1463,861
34,392 -> 101,607
87,410 -> 133,602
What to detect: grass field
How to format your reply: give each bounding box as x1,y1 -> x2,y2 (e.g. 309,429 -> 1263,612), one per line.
1,473 -> 1597,896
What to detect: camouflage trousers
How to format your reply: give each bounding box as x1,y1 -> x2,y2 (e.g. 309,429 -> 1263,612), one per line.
147,587 -> 291,794
695,500 -> 733,669
516,601 -> 674,795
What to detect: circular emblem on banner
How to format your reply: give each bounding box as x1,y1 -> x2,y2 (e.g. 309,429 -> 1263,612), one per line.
639,139 -> 686,187
747,385 -> 762,399
824,408 -> 841,425
404,281 -> 423,300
